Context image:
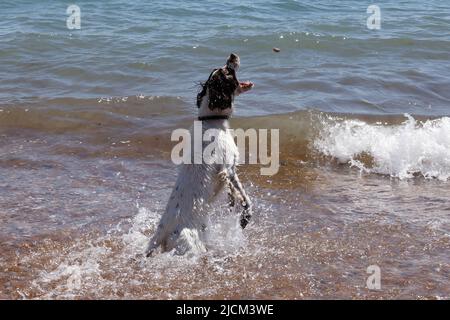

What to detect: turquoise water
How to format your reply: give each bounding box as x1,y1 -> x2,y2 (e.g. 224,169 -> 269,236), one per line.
1,0 -> 450,116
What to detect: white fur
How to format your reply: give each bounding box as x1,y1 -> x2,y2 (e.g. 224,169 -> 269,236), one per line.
146,98 -> 241,256
146,57 -> 251,256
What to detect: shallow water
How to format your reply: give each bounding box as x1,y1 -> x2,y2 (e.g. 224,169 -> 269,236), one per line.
2,168 -> 450,299
1,122 -> 449,299
1,1 -> 450,299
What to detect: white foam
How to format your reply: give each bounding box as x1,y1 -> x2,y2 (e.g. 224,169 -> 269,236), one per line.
34,244 -> 111,298
314,114 -> 450,181
121,206 -> 158,253
31,206 -> 161,298
30,202 -> 251,298
205,205 -> 247,254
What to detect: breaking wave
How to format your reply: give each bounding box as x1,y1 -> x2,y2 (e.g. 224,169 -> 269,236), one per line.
2,95 -> 450,181
314,114 -> 450,181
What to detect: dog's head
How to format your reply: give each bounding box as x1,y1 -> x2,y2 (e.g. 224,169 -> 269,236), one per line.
197,53 -> 240,111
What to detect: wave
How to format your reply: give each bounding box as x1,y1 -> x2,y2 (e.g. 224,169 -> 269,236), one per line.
0,95 -> 191,132
235,112 -> 450,181
2,97 -> 450,180
314,114 -> 450,181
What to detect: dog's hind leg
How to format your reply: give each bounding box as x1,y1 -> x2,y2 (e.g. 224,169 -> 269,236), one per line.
145,222 -> 171,257
145,230 -> 164,257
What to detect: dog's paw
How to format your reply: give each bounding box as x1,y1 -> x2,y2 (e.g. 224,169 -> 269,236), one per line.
145,248 -> 156,258
240,210 -> 252,229
145,243 -> 158,258
240,197 -> 253,229
240,198 -> 252,229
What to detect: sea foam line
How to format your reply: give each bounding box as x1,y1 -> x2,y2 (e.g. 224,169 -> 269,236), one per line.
314,114 -> 450,181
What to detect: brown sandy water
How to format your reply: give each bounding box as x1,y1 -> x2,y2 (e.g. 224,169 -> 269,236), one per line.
2,0 -> 450,300
1,98 -> 450,299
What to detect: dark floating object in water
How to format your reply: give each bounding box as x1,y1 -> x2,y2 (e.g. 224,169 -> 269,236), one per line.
273,47 -> 281,53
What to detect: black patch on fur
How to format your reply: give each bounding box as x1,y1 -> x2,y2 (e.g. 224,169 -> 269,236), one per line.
197,68 -> 239,111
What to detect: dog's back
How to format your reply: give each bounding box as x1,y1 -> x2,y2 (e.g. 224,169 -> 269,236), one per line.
147,121 -> 238,255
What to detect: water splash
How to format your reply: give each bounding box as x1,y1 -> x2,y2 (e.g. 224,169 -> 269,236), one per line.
315,114 -> 450,181
29,203 -> 250,299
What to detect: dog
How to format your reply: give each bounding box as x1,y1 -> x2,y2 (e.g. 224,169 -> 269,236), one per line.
145,53 -> 253,256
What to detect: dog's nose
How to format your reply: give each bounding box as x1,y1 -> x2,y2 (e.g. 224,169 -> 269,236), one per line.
227,53 -> 240,71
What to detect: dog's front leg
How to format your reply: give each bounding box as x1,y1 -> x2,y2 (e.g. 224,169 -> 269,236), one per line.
227,182 -> 237,209
228,168 -> 252,229
219,169 -> 238,210
145,230 -> 163,257
145,221 -> 170,257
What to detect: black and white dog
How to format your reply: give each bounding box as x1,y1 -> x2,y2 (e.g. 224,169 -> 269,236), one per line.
145,53 -> 253,256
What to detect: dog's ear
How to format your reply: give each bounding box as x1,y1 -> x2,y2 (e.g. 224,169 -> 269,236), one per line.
196,82 -> 207,108
197,69 -> 217,108
207,68 -> 239,111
